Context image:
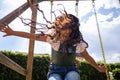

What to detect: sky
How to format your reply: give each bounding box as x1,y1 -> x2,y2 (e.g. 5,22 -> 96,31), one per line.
0,0 -> 120,63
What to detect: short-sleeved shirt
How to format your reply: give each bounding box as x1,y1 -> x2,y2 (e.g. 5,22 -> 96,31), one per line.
47,37 -> 88,66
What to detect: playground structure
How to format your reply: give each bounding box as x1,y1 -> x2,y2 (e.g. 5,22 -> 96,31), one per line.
0,0 -> 114,80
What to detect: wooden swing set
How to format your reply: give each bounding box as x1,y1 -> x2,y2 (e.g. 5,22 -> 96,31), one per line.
0,0 -> 112,80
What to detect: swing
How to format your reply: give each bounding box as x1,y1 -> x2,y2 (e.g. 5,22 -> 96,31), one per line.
75,0 -> 111,79
91,0 -> 111,80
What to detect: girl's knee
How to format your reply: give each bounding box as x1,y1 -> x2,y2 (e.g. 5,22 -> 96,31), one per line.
48,73 -> 62,80
65,71 -> 80,80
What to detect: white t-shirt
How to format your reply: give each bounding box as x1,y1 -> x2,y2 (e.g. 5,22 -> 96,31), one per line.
47,37 -> 88,53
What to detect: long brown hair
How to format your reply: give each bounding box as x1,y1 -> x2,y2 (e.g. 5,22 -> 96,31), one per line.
52,14 -> 88,54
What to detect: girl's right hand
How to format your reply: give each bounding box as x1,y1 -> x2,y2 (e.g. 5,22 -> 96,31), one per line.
0,24 -> 13,37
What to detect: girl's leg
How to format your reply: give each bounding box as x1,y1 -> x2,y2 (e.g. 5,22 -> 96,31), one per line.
64,71 -> 80,80
48,73 -> 62,80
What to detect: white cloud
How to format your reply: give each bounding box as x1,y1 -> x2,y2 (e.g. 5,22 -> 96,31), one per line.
9,18 -> 30,32
95,0 -> 120,9
112,15 -> 120,25
78,1 -> 93,18
1,0 -> 26,14
106,53 -> 120,63
99,14 -> 120,30
97,13 -> 113,22
103,0 -> 120,9
3,0 -> 26,6
80,15 -> 98,36
90,52 -> 120,63
34,41 -> 51,54
90,52 -> 103,62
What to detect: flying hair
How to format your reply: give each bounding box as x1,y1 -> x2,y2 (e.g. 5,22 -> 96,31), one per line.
19,4 -> 88,47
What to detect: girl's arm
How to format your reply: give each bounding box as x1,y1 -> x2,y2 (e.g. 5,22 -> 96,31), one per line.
81,49 -> 106,73
0,24 -> 47,42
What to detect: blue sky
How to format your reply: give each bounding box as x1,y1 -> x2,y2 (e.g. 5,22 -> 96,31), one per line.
0,0 -> 120,63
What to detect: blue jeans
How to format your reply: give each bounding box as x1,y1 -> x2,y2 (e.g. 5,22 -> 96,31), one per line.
47,64 -> 80,80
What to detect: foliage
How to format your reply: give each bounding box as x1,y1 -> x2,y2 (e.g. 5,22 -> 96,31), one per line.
112,68 -> 120,80
108,63 -> 120,72
78,61 -> 107,80
0,51 -> 26,80
32,55 -> 50,80
0,51 -> 120,80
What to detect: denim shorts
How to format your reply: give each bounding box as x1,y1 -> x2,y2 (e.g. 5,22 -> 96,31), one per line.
47,64 -> 80,80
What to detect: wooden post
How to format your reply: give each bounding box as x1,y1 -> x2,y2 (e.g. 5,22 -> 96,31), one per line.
26,0 -> 37,80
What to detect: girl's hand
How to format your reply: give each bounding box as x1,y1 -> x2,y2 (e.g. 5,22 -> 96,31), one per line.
0,24 -> 13,37
98,64 -> 107,73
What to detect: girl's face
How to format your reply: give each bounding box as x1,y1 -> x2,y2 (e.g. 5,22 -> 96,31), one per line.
59,28 -> 72,42
51,14 -> 73,42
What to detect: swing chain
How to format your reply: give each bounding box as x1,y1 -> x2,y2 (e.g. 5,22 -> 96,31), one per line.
75,0 -> 79,17
91,0 -> 112,80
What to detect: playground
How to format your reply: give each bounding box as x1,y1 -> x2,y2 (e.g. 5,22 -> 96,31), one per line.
0,0 -> 120,80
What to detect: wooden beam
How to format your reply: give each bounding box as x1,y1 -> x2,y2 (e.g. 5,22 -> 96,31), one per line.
26,0 -> 37,80
0,52 -> 26,76
0,0 -> 44,25
0,2 -> 29,24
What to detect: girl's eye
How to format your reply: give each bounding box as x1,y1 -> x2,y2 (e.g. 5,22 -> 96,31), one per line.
55,23 -> 59,26
59,17 -> 64,22
56,16 -> 64,22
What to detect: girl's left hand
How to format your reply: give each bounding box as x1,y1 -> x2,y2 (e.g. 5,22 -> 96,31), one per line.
98,64 -> 107,73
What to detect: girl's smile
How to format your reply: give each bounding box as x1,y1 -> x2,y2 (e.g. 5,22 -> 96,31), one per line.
59,28 -> 72,42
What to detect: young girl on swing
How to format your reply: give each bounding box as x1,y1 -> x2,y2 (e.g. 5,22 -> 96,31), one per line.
0,13 -> 106,80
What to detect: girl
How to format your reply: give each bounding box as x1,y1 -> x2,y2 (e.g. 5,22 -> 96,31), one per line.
0,14 -> 106,80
